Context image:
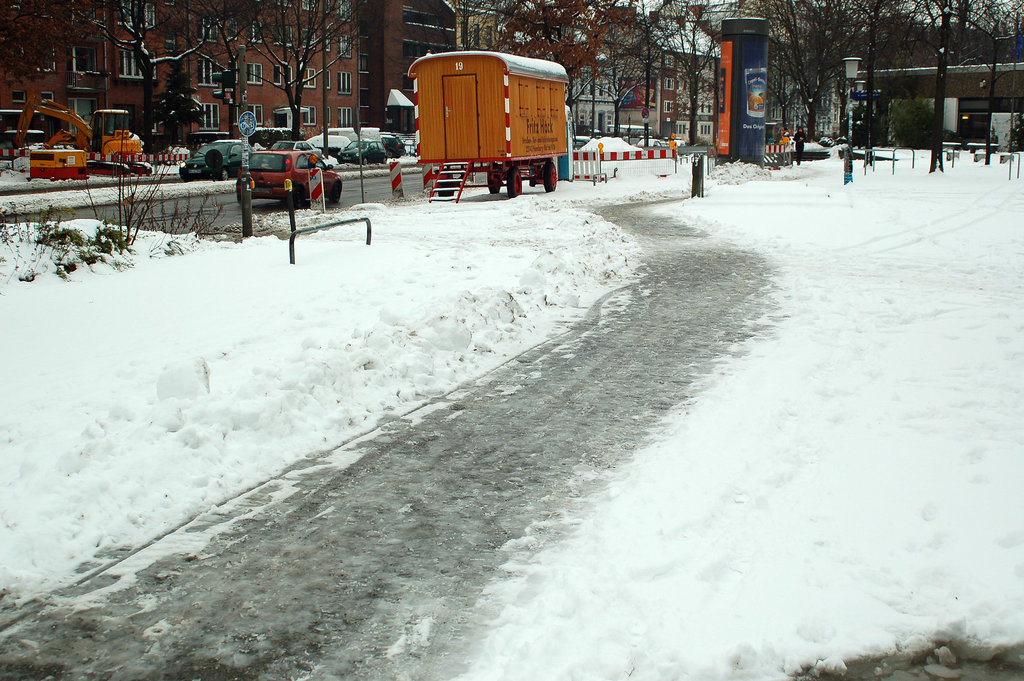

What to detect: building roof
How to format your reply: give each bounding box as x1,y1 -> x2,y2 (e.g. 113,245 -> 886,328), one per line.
408,51 -> 569,83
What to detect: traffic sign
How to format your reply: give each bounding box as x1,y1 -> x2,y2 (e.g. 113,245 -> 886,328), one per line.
238,111 -> 257,138
851,90 -> 881,101
641,107 -> 650,119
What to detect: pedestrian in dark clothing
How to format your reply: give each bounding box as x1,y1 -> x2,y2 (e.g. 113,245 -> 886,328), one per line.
794,127 -> 806,165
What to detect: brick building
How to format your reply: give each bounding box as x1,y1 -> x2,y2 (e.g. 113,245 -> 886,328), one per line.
0,0 -> 455,149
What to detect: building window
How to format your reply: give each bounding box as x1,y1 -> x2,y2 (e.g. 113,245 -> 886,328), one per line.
69,46 -> 97,73
339,71 -> 352,94
247,62 -> 262,85
700,123 -> 712,136
663,100 -> 673,113
302,106 -> 315,125
273,64 -> 293,85
402,41 -> 446,59
339,107 -> 352,126
119,49 -> 143,79
339,35 -> 352,58
41,91 -> 55,101
246,104 -> 263,125
201,102 -> 220,130
664,77 -> 675,91
403,8 -> 444,28
358,53 -> 368,72
305,67 -> 316,88
12,91 -> 27,104
198,58 -> 214,85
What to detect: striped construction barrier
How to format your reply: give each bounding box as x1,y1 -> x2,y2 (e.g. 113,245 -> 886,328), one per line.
422,164 -> 437,193
764,143 -> 795,167
309,167 -> 323,205
389,161 -> 404,198
573,148 -> 676,181
0,148 -> 190,163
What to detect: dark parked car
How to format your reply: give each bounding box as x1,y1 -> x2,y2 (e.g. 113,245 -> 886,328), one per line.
239,150 -> 342,207
270,140 -> 315,151
336,139 -> 387,165
180,140 -> 243,181
380,133 -> 406,158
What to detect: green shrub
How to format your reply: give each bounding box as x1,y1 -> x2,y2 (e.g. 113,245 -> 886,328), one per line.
890,98 -> 933,149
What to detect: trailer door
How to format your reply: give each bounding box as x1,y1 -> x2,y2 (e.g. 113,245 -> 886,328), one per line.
442,74 -> 480,159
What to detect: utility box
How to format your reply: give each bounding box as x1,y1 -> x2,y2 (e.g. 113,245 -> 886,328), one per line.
408,51 -> 571,201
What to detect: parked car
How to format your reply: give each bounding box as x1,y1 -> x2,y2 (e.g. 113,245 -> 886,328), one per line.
239,150 -> 342,207
335,139 -> 388,164
271,140 -> 315,151
306,133 -> 353,159
179,140 -> 244,181
380,133 -> 406,158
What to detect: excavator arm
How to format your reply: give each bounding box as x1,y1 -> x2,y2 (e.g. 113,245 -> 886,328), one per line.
15,95 -> 92,150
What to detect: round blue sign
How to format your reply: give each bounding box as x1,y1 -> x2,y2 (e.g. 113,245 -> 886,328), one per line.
238,111 -> 257,137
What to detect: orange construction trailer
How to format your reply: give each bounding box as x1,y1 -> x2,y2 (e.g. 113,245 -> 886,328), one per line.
408,51 -> 571,201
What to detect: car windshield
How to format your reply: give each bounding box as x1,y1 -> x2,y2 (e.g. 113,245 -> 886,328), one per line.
194,142 -> 231,157
250,153 -> 287,171
271,141 -> 297,149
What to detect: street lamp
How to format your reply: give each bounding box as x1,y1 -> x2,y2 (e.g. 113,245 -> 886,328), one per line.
843,57 -> 861,184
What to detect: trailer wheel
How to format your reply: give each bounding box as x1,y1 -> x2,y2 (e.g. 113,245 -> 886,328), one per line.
543,161 -> 557,192
506,167 -> 522,198
487,173 -> 502,194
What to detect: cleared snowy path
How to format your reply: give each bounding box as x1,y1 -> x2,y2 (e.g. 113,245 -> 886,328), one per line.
0,202 -> 772,680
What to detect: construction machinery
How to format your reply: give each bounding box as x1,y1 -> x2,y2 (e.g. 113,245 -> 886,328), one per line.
15,96 -> 148,179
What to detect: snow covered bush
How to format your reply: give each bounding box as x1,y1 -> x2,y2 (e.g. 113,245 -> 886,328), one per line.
0,215 -> 132,283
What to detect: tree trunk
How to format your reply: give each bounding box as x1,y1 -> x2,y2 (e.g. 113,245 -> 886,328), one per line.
929,6 -> 951,173
139,49 -> 156,153
984,36 -> 997,165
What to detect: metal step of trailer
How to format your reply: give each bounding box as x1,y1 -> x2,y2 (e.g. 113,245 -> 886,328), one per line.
429,162 -> 470,203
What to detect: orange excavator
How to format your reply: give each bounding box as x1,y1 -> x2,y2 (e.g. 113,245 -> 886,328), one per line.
15,96 -> 148,179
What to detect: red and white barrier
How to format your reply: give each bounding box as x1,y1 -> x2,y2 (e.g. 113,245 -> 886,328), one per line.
422,164 -> 437,193
0,148 -> 189,163
389,161 -> 404,198
764,144 -> 795,154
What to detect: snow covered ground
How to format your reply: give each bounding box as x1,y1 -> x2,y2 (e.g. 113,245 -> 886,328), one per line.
2,152 -> 1023,679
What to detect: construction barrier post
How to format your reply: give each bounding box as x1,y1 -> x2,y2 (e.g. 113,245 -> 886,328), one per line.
422,164 -> 436,194
390,161 -> 404,198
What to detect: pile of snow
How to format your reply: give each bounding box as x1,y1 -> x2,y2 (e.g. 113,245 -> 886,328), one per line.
580,136 -> 643,154
0,192 -> 644,602
454,155 -> 1024,681
3,153 -> 1024,680
710,161 -> 773,184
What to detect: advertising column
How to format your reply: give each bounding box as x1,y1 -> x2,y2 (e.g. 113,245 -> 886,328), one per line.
718,18 -> 769,164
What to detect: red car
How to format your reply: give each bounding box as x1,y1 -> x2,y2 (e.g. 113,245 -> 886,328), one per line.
237,150 -> 342,207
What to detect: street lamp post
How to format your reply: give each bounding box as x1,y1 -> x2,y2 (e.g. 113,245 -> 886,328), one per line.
843,56 -> 861,184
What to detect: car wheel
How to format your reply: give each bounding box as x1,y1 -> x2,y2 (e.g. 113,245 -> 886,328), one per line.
328,181 -> 342,204
293,185 -> 308,208
180,174 -> 191,183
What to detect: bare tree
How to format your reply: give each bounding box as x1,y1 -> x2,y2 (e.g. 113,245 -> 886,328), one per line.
0,0 -> 95,85
662,3 -> 720,144
758,0 -> 860,137
493,0 -> 634,103
249,0 -> 355,140
967,0 -> 1022,162
78,0 -> 206,151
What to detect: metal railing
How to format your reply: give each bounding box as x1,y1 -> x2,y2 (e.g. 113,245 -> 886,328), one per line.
289,217 -> 371,264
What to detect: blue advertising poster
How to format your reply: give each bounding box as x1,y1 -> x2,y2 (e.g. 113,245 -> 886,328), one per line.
736,39 -> 768,158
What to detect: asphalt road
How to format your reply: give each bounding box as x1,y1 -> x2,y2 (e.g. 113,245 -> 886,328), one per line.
0,197 -> 775,680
